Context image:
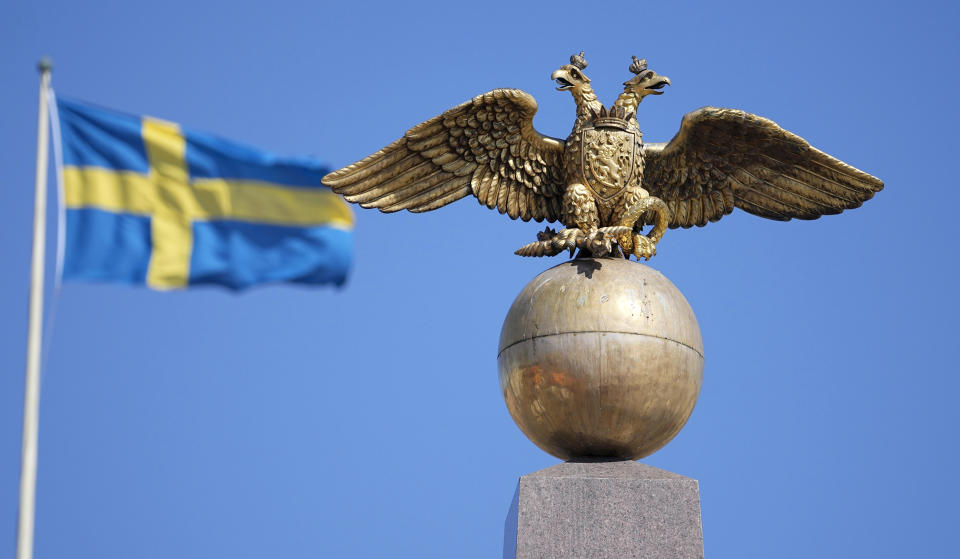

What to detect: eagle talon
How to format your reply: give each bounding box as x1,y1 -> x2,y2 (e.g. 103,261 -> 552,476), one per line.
514,226 -> 634,258
585,230 -> 614,257
631,233 -> 657,260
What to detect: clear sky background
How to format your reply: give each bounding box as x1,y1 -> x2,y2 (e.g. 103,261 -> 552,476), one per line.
2,1 -> 957,557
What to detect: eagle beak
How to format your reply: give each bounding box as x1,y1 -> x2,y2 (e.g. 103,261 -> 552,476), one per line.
552,69 -> 574,91
624,72 -> 671,96
648,75 -> 671,94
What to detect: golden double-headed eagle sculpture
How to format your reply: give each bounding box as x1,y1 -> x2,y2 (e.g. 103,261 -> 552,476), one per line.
323,53 -> 883,259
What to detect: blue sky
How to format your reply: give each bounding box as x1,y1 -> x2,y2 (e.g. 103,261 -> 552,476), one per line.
2,0 -> 957,557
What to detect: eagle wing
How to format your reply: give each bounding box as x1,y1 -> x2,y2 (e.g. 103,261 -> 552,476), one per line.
643,107 -> 884,228
322,89 -> 566,222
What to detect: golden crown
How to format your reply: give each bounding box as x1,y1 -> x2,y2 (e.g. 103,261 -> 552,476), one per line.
570,51 -> 588,70
592,106 -> 636,130
629,56 -> 647,74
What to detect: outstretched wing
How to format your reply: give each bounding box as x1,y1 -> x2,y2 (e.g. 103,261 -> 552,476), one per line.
322,89 -> 566,222
643,107 -> 883,228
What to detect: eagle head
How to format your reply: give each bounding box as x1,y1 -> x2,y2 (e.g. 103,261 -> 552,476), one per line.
622,56 -> 670,102
552,51 -> 591,93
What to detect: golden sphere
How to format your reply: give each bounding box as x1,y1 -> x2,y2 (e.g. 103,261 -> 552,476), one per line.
498,258 -> 704,460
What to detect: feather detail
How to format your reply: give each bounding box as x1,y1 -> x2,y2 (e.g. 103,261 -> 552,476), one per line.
334,152 -> 427,196
322,88 -> 565,220
473,166 -> 493,203
486,171 -> 502,208
386,175 -> 467,212
644,107 -> 882,228
363,169 -> 454,210
345,159 -> 437,204
496,170 -> 510,214
411,185 -> 475,213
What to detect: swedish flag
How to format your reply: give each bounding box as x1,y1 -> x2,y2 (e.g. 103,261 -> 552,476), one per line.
56,98 -> 354,290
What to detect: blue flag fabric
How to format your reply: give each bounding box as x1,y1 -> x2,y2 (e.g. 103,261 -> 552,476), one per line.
56,97 -> 354,290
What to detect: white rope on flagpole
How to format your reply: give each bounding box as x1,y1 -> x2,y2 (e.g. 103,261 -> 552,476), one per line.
39,88 -> 66,381
48,87 -> 65,293
17,57 -> 53,559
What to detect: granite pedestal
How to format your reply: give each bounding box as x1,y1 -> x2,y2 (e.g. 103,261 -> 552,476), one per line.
504,460 -> 703,559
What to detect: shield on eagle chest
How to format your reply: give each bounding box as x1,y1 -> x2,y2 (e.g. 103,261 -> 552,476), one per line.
580,124 -> 639,201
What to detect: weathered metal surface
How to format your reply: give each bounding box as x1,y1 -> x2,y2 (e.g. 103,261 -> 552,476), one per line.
498,258 -> 703,460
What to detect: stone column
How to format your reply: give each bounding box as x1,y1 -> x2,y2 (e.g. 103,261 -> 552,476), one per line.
504,460 -> 703,559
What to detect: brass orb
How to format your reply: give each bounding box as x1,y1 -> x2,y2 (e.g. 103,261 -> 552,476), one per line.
498,258 -> 704,460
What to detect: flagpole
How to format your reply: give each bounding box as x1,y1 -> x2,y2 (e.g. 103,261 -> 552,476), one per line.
17,57 -> 53,559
